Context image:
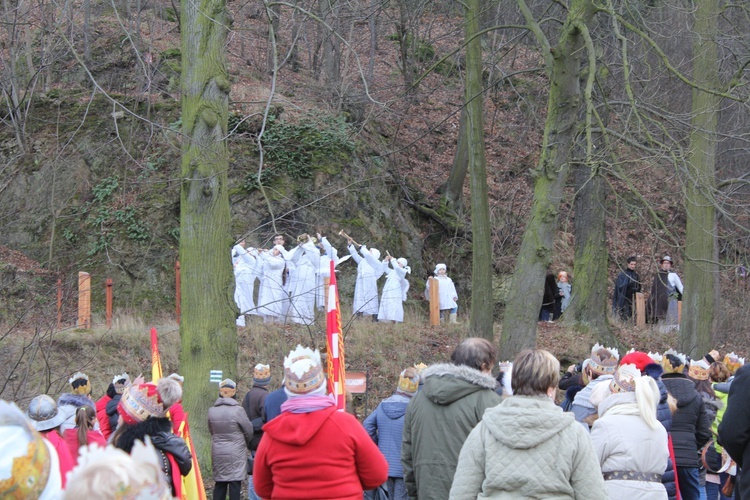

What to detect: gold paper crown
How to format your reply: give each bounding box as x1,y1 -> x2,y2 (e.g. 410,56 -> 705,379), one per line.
610,363 -> 641,394
69,372 -> 91,396
647,351 -> 663,364
283,346 -> 325,395
414,363 -> 428,373
662,349 -> 687,374
589,343 -> 620,375
688,359 -> 710,381
254,364 -> 272,383
723,352 -> 746,375
397,368 -> 420,395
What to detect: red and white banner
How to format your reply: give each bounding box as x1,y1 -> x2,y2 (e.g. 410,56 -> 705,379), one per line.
326,260 -> 347,411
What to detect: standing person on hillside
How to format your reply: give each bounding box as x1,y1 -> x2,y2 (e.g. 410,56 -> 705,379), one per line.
377,256 -> 410,323
253,345 -> 388,499
540,272 -> 559,322
449,349 -> 607,499
63,405 -> 107,465
424,263 -> 459,323
209,379 -> 254,500
661,350 -> 712,500
557,271 -> 572,317
613,256 -> 641,321
242,363 -> 272,500
277,235 -> 320,325
718,362 -> 750,500
232,239 -> 259,327
647,256 -> 683,327
348,240 -> 384,320
315,232 -> 340,310
363,367 -> 420,500
401,337 -> 502,500
590,364 -> 669,500
257,244 -> 287,323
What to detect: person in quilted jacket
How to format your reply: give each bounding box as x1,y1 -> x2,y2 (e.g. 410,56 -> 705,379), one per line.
449,349 -> 607,499
590,364 -> 669,500
363,367 -> 420,500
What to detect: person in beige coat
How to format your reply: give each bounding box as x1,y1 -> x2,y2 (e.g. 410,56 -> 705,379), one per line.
209,379 -> 254,500
449,349 -> 607,499
590,364 -> 669,500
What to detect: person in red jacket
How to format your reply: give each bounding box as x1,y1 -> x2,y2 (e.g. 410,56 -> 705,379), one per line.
27,394 -> 76,488
63,405 -> 107,465
253,345 -> 388,499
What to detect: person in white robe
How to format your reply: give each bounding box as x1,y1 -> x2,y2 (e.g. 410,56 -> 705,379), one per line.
315,233 -> 340,310
348,243 -> 384,318
424,263 -> 459,323
377,257 -> 410,323
256,246 -> 287,322
232,240 -> 258,326
277,237 -> 320,325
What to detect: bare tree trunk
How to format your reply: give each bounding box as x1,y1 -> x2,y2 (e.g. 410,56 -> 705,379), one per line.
320,0 -> 341,88
500,0 -> 595,359
681,0 -> 719,358
179,0 -> 237,460
437,106 -> 468,209
465,0 -> 492,339
83,0 -> 91,64
564,161 -> 614,342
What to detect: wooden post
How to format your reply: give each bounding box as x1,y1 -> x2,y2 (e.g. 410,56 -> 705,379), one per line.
105,278 -> 113,328
428,277 -> 440,326
56,278 -> 62,330
175,261 -> 181,324
323,276 -> 330,310
77,272 -> 91,329
635,292 -> 645,328
677,300 -> 682,325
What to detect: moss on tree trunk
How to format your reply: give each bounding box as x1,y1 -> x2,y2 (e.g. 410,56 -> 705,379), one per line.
500,0 -> 595,359
681,0 -> 720,357
465,0 -> 493,339
178,0 -> 237,463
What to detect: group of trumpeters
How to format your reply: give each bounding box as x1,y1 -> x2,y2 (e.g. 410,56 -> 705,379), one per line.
231,230 -> 416,326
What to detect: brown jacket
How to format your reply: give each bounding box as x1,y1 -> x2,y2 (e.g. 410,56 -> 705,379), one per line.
208,397 -> 253,481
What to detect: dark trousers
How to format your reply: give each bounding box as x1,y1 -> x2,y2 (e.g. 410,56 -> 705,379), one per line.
213,480 -> 241,500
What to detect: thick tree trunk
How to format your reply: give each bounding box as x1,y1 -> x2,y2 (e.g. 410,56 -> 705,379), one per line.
564,162 -> 613,342
681,0 -> 719,358
500,0 -> 595,359
179,0 -> 237,463
437,107 -> 468,209
465,0 -> 492,339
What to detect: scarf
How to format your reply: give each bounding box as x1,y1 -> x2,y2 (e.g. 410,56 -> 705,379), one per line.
280,394 -> 336,414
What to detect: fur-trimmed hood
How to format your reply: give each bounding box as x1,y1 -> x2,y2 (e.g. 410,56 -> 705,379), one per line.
58,393 -> 95,410
420,363 -> 498,406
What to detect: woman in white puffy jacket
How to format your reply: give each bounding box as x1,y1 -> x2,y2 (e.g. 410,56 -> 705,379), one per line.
590,364 -> 669,500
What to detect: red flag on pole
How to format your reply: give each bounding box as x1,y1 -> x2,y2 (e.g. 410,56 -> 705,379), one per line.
326,260 -> 346,411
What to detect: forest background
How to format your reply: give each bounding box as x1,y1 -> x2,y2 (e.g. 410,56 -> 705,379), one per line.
2,0 -> 750,468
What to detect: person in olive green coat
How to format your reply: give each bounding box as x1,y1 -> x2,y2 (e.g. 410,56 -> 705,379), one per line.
209,379 -> 254,500
401,338 -> 502,500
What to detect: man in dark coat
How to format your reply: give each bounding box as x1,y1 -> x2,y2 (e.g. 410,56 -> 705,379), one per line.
612,256 -> 641,320
242,364 -> 271,500
719,363 -> 750,500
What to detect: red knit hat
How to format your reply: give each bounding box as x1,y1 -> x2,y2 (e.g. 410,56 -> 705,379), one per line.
620,351 -> 655,373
